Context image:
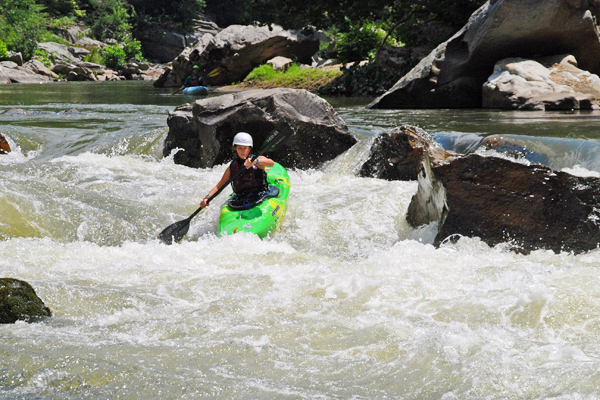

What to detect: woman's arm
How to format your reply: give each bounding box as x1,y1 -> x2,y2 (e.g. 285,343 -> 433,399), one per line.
200,167 -> 231,207
244,156 -> 274,170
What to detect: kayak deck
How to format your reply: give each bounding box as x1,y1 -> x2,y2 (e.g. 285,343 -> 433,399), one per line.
218,162 -> 290,238
183,86 -> 208,96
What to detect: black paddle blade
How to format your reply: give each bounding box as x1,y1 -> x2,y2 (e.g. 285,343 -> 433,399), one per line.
158,217 -> 191,245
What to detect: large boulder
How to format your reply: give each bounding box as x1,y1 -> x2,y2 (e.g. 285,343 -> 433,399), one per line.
369,0 -> 600,109
407,154 -> 600,254
359,125 -> 454,181
164,88 -> 356,169
483,55 -> 600,110
0,61 -> 52,84
0,278 -> 51,324
139,21 -> 221,63
139,29 -> 189,63
23,59 -> 59,80
155,25 -> 320,87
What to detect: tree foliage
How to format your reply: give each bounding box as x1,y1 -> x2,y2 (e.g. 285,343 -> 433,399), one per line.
247,0 -> 484,46
129,0 -> 205,32
0,0 -> 48,59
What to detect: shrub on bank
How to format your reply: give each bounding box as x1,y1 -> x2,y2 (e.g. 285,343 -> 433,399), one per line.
243,63 -> 342,92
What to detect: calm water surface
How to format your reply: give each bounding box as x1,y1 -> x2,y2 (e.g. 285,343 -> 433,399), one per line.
2,81 -> 600,399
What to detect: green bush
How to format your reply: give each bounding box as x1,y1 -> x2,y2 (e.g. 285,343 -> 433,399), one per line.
245,64 -> 277,82
84,47 -> 104,64
0,0 -> 48,59
33,48 -> 53,68
334,21 -> 390,64
89,0 -> 132,41
103,44 -> 126,69
0,40 -> 8,59
122,35 -> 145,61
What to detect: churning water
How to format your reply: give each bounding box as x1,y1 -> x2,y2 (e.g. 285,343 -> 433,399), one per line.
2,82 -> 600,399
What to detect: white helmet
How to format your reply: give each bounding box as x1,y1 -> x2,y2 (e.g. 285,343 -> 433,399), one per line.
232,132 -> 253,147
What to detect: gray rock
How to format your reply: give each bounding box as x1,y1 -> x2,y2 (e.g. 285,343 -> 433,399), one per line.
23,60 -> 59,79
5,51 -> 23,66
155,24 -> 320,87
75,36 -> 108,50
482,56 -> 600,110
0,63 -> 52,84
164,88 -> 356,169
38,42 -> 79,63
369,0 -> 600,109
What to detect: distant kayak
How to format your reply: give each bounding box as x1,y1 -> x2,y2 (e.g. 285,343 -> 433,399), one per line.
218,162 -> 290,239
183,86 -> 209,96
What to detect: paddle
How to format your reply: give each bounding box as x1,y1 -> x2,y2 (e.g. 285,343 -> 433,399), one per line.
158,129 -> 289,244
171,67 -> 222,95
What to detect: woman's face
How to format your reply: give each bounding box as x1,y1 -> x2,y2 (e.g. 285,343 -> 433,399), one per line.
235,145 -> 251,159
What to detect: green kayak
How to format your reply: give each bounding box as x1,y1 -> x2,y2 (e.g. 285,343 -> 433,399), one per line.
218,162 -> 290,238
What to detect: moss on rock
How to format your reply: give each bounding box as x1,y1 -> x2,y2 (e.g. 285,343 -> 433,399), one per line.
0,278 -> 52,324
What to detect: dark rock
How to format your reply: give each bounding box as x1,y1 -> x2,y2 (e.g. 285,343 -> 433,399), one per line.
0,132 -> 10,154
6,51 -> 23,66
359,125 -> 454,181
369,0 -> 600,109
164,88 -> 356,169
0,278 -> 51,324
140,29 -> 188,63
408,154 -> 600,254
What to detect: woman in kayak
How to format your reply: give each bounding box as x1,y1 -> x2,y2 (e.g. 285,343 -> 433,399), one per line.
200,132 -> 275,208
179,65 -> 207,91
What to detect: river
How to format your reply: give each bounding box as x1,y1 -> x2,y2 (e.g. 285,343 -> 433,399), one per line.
2,81 -> 600,399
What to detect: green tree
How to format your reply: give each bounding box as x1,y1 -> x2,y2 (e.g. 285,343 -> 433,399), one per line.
38,0 -> 84,17
103,43 -> 126,68
85,0 -> 132,40
129,0 -> 205,32
246,0 -> 484,47
0,0 -> 48,59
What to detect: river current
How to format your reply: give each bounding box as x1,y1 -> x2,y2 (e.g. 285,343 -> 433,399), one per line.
2,81 -> 600,399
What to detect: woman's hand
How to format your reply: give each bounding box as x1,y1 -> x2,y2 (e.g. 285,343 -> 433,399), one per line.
244,157 -> 259,169
200,196 -> 210,208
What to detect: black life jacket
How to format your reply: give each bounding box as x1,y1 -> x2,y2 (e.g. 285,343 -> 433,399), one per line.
229,155 -> 268,195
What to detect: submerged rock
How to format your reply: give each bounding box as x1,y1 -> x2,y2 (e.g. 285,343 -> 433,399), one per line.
0,278 -> 52,324
164,88 -> 356,169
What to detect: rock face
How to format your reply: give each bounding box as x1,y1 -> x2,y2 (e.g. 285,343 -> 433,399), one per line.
407,154 -> 600,254
369,0 -> 600,109
154,25 -> 320,87
164,88 -> 356,169
482,55 -> 600,110
0,278 -> 52,324
0,61 -> 52,84
139,21 -> 221,63
359,125 -> 454,181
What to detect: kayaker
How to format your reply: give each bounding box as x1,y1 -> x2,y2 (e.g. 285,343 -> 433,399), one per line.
179,65 -> 207,90
200,132 -> 275,208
